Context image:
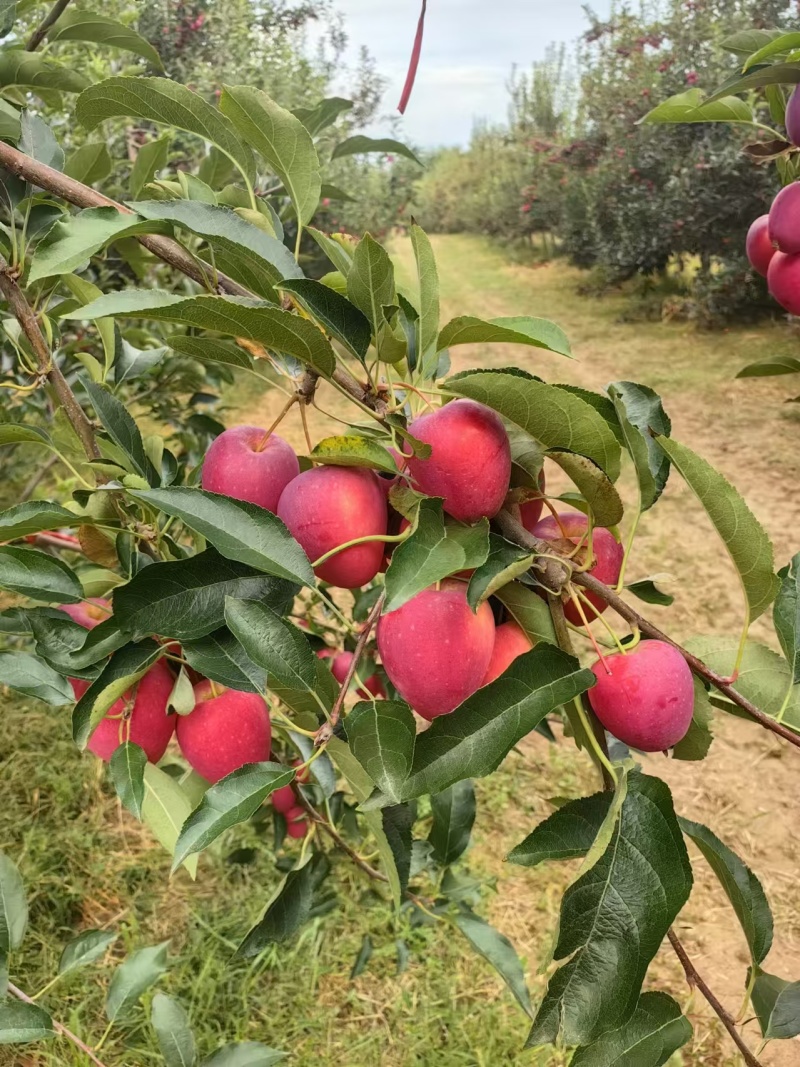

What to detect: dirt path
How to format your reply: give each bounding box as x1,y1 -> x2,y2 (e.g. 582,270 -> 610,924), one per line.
237,234 -> 800,1065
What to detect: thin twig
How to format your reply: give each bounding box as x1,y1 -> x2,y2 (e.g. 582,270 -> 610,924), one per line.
498,509 -> 800,752
295,793 -> 387,882
667,930 -> 764,1067
25,0 -> 73,50
20,453 -> 58,500
8,982 -> 110,1067
314,591 -> 385,747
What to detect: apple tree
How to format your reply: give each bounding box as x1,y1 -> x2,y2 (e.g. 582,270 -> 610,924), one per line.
0,2 -> 799,1064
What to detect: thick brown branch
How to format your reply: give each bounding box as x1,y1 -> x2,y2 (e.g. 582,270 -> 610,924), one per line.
0,257 -> 100,460
667,930 -> 764,1067
8,981 -> 110,1067
498,509 -> 800,752
315,591 -> 385,747
25,0 -> 73,50
495,509 -> 572,592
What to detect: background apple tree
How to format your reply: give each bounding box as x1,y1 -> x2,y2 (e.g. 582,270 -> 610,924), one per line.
0,2 -> 799,1065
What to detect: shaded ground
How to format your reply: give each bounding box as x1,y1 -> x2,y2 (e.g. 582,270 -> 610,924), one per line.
4,235 -> 800,1065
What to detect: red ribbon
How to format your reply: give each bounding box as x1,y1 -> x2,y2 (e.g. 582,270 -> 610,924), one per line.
397,0 -> 428,115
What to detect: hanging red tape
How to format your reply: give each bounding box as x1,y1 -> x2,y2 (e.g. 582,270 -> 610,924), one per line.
397,0 -> 428,114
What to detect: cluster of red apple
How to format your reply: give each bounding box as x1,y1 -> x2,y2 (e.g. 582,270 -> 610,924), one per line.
65,396 -> 696,823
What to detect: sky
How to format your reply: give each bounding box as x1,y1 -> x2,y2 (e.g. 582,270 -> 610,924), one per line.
322,0 -> 612,148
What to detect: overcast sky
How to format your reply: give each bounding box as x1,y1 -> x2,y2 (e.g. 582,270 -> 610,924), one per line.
323,0 -> 612,148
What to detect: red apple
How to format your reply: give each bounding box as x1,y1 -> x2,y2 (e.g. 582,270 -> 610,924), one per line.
271,784 -> 297,814
284,805 -> 308,838
87,660 -> 176,763
518,470 -> 547,530
176,682 -> 271,783
587,640 -> 694,751
201,425 -> 299,512
329,651 -> 387,699
787,86 -> 800,147
405,399 -> 511,523
745,215 -> 775,276
61,597 -> 111,630
767,251 -> 800,314
376,578 -> 495,720
530,511 -> 623,625
769,184 -> 800,254
277,466 -> 388,588
481,621 -> 533,686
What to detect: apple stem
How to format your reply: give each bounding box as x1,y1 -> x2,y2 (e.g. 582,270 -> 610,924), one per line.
255,394 -> 297,451
566,586 -> 611,672
574,588 -> 630,656
615,499 -> 642,591
311,530 -> 410,569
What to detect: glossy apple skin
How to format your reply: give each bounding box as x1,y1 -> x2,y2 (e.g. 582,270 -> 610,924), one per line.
87,660 -> 176,763
176,684 -> 271,783
377,579 -> 495,720
277,466 -> 387,588
481,621 -> 533,686
588,640 -> 694,751
517,470 -> 547,530
285,805 -> 308,838
61,597 -> 111,630
767,251 -> 800,314
271,784 -> 297,814
330,651 -> 387,699
745,215 -> 775,276
201,425 -> 299,512
787,87 -> 800,147
769,184 -> 800,255
531,511 -> 623,625
405,399 -> 511,523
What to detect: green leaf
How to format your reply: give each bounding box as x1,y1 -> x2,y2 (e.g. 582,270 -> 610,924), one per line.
494,582 -> 557,646
347,233 -> 396,339
0,853 -> 27,954
220,86 -> 320,225
384,498 -> 490,612
331,136 -> 423,167
451,908 -> 532,1016
0,0 -> 15,38
507,792 -> 614,866
82,376 -> 159,484
131,199 -> 302,297
527,774 -> 692,1048
182,629 -> 265,694
130,487 -> 313,586
49,9 -> 164,68
410,222 -> 440,378
0,650 -> 73,705
235,854 -> 327,957
306,226 -> 354,275
173,762 -> 294,871
672,678 -> 714,761
466,536 -> 535,612
110,741 -> 147,819
439,316 -> 571,358
775,553 -> 800,683
59,929 -> 116,976
607,381 -> 671,511
65,291 -> 336,378
293,96 -> 353,136
0,423 -> 51,447
308,435 -> 398,473
722,29 -> 783,56
656,437 -> 779,623
64,142 -> 112,186
0,500 -> 75,540
625,579 -> 674,606
278,279 -> 370,361
448,371 -> 621,481
750,968 -> 800,1039
72,640 -> 163,747
349,934 -> 373,979
708,63 -> 800,104
380,805 -> 413,895
151,993 -> 196,1067
166,335 -> 253,371
77,77 -> 255,184
736,354 -> 800,377
0,1002 -> 54,1044
570,991 -> 692,1067
641,88 -> 755,124
0,546 -> 83,603
142,765 -> 198,877
130,135 -> 171,199
355,646 -> 593,801
546,452 -> 623,527
25,609 -> 98,676
224,599 -> 317,693
106,941 -> 169,1022
679,817 -> 772,965
0,51 -> 88,93
30,207 -> 159,284
428,781 -> 476,866
203,1042 -> 287,1066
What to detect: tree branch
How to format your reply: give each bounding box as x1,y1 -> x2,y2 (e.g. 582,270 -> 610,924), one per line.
315,590 -> 385,747
25,0 -> 73,51
497,509 -> 800,752
8,981 -> 110,1067
0,256 -> 100,460
295,792 -> 388,883
667,929 -> 764,1067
